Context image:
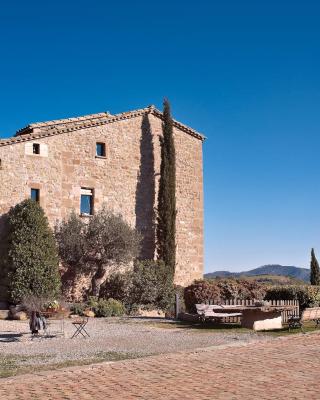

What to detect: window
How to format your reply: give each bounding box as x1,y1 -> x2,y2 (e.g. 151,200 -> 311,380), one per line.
33,143 -> 40,154
80,188 -> 93,215
31,188 -> 40,202
96,142 -> 106,157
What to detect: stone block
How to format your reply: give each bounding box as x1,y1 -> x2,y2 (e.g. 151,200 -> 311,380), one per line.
0,310 -> 9,319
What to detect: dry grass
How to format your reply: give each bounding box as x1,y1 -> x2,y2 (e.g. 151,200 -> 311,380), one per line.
0,351 -> 144,379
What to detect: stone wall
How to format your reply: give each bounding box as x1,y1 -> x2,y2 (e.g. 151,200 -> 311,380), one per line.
0,109 -> 204,297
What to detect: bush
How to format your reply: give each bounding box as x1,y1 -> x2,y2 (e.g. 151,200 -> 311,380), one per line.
93,298 -> 125,317
184,279 -> 266,313
7,200 -> 61,303
264,285 -> 320,310
184,280 -> 221,313
70,303 -> 86,316
99,273 -> 131,303
128,260 -> 175,312
100,261 -> 176,313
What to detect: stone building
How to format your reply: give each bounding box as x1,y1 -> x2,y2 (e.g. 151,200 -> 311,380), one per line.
0,105 -> 204,295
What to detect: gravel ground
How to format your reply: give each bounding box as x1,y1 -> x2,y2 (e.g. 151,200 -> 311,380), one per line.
0,317 -> 272,368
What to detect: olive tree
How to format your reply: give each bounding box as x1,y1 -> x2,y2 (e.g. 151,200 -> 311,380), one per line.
55,206 -> 141,296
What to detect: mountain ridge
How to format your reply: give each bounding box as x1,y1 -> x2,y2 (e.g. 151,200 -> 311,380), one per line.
204,264 -> 310,283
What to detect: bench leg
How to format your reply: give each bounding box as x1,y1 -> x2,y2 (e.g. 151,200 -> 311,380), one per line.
199,315 -> 206,323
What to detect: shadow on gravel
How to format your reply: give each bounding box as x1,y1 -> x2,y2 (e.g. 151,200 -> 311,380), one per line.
0,333 -> 23,342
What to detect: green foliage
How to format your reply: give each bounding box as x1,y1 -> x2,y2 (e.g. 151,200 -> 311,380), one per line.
55,206 -> 141,296
264,285 -> 320,310
0,216 -> 10,302
156,99 -> 176,279
184,279 -> 266,313
128,260 -> 175,312
70,302 -> 86,316
86,296 -> 99,310
100,261 -> 175,312
99,273 -> 131,303
71,297 -> 125,317
7,199 -> 61,303
54,211 -> 86,270
93,298 -> 125,317
310,248 -> 320,285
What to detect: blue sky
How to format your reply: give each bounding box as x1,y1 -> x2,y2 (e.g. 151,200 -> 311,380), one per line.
1,1 -> 319,272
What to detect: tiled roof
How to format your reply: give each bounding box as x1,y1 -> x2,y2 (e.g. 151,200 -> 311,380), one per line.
0,106 -> 205,147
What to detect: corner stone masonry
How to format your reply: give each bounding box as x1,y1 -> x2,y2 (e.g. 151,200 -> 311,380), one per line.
0,106 -> 205,288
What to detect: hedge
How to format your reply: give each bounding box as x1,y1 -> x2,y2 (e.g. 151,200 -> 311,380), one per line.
184,281 -> 320,313
264,285 -> 320,310
184,279 -> 266,313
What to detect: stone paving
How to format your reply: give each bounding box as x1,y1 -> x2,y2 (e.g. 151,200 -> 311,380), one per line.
0,333 -> 320,400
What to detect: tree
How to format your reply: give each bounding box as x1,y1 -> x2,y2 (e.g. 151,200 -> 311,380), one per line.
310,248 -> 320,285
7,199 -> 61,303
55,206 -> 141,296
156,98 -> 177,279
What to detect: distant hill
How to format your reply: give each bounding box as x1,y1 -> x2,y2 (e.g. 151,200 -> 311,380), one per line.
204,264 -> 310,283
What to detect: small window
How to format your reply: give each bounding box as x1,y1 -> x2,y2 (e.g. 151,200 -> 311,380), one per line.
80,188 -> 93,215
96,142 -> 106,157
31,188 -> 40,202
33,143 -> 40,154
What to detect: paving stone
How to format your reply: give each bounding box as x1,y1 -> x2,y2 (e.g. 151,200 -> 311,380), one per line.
0,333 -> 319,399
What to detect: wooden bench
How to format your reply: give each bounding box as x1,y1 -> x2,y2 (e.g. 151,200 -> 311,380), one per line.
196,304 -> 242,323
288,307 -> 320,332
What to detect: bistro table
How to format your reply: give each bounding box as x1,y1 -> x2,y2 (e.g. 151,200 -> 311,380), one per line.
41,311 -> 65,337
210,305 -> 296,331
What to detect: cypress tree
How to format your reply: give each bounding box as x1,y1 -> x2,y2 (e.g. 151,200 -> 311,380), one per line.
7,199 -> 61,303
156,98 -> 177,279
310,248 -> 320,285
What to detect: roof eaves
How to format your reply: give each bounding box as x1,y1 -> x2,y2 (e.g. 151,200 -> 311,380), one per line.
1,106 -> 205,147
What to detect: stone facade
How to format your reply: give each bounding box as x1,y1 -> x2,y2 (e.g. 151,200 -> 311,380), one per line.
0,106 -> 204,291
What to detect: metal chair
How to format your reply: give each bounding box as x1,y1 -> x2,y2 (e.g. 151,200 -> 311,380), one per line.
71,316 -> 90,338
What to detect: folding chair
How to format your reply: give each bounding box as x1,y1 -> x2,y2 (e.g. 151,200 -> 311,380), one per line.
71,317 -> 90,338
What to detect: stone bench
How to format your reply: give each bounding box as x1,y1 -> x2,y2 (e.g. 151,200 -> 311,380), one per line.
195,304 -> 242,323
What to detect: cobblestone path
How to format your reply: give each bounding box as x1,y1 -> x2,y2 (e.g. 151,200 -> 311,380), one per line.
1,333 -> 319,399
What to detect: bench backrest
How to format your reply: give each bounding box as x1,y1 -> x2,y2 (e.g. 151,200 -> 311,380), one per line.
195,304 -> 222,314
301,307 -> 320,321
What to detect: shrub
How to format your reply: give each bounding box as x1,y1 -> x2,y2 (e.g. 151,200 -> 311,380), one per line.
184,280 -> 221,313
86,296 -> 99,310
99,273 -> 131,303
70,303 -> 86,316
237,280 -> 266,300
93,298 -> 125,317
184,279 -> 266,313
100,261 -> 176,313
7,199 -> 61,303
264,285 -> 320,310
0,215 -> 10,302
128,260 -> 175,312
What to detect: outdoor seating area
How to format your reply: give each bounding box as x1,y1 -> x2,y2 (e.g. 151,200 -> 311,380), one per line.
196,304 -> 243,323
194,300 -> 299,331
288,307 -> 320,332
